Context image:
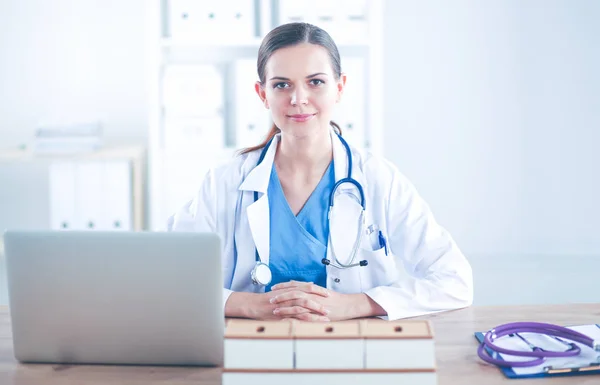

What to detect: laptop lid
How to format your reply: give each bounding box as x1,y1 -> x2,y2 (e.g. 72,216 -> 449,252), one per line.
4,230 -> 223,366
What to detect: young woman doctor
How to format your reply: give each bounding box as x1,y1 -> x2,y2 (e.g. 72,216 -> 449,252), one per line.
170,23 -> 473,322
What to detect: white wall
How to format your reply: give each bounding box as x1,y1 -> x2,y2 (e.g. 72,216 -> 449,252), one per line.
383,0 -> 600,258
0,0 -> 148,148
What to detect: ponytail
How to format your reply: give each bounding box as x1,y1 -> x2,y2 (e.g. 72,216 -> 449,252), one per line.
239,121 -> 343,155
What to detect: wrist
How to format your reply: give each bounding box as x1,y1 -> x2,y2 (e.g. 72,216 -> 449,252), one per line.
225,292 -> 261,319
349,293 -> 386,318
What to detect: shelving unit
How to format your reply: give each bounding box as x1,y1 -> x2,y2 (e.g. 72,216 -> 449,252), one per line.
145,0 -> 384,230
0,145 -> 146,232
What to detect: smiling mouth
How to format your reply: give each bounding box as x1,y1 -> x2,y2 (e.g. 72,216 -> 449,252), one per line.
287,113 -> 317,122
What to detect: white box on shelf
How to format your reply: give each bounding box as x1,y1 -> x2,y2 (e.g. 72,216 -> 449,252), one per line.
162,64 -> 224,118
340,0 -> 369,43
294,321 -> 363,369
363,319 -> 436,370
277,0 -> 368,45
310,0 -> 337,39
168,1 -> 256,43
169,1 -> 223,42
233,59 -> 272,149
334,57 -> 366,148
164,116 -> 225,151
48,162 -> 77,230
224,320 -> 294,369
222,0 -> 255,41
278,0 -> 307,24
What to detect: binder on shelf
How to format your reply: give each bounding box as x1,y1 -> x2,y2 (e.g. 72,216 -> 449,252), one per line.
48,162 -> 76,230
162,64 -> 224,118
334,58 -> 366,148
74,162 -> 105,231
49,160 -> 134,231
102,161 -> 132,231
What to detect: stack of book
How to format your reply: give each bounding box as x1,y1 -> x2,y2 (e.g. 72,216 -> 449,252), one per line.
32,122 -> 103,154
223,318 -> 437,385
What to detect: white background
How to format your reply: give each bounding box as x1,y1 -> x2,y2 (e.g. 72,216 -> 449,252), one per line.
1,0 -> 599,306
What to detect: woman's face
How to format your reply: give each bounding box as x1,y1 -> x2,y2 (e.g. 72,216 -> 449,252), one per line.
256,43 -> 345,139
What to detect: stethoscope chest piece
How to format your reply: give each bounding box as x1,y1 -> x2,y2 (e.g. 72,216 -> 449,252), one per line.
251,261 -> 272,286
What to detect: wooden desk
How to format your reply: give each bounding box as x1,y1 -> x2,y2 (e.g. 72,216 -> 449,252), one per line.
0,304 -> 598,384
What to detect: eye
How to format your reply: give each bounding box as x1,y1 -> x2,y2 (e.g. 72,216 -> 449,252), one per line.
310,79 -> 325,86
273,82 -> 289,89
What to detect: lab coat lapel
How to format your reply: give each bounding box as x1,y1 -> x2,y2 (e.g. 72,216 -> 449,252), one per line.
246,195 -> 270,265
238,135 -> 280,266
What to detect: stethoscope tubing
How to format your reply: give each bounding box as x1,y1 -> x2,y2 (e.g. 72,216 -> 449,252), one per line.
252,132 -> 366,268
478,321 -> 597,368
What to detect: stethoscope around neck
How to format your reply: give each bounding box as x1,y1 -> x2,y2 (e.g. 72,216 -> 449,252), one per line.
477,321 -> 600,368
250,132 -> 368,287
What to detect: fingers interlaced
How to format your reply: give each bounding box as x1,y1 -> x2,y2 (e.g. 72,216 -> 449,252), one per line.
276,298 -> 328,316
270,282 -> 329,298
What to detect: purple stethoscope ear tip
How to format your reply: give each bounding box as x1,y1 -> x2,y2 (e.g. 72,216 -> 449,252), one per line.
477,321 -> 594,368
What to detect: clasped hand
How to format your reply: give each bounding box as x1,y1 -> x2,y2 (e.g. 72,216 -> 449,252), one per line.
259,280 -> 350,322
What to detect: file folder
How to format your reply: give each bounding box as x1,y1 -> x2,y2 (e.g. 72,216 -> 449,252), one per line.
48,162 -> 76,230
102,161 -> 132,231
74,162 -> 104,231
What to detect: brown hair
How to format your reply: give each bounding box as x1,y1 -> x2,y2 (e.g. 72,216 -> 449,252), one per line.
240,22 -> 343,155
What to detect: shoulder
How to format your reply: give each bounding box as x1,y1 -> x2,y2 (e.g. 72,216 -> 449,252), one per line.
203,149 -> 261,188
349,144 -> 406,185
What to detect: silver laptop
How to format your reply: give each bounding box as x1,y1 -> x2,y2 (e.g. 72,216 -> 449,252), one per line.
4,230 -> 224,366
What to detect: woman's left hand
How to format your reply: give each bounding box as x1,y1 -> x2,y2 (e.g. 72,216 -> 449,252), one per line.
269,281 -> 375,321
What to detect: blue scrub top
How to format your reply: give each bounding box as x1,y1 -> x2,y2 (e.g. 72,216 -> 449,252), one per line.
266,161 -> 334,291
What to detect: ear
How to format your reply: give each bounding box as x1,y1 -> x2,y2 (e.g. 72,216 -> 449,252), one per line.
255,81 -> 269,109
336,73 -> 347,103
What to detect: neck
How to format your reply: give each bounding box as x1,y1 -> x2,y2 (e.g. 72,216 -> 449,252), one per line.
276,128 -> 333,174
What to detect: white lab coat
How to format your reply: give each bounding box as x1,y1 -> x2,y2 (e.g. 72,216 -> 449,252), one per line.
169,130 -> 473,320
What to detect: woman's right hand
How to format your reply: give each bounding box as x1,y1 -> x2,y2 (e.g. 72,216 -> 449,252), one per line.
225,284 -> 330,321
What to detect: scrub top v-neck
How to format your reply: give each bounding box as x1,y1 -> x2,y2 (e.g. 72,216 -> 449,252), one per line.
266,161 -> 334,291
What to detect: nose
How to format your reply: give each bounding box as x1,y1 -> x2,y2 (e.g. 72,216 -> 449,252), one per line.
290,87 -> 309,106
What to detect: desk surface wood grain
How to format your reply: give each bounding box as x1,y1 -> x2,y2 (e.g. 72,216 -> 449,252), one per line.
0,304 -> 598,384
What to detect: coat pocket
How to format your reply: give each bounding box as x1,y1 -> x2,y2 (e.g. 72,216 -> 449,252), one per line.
357,234 -> 399,291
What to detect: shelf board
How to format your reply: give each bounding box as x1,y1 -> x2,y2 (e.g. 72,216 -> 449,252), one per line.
160,38 -> 371,50
161,38 -> 262,49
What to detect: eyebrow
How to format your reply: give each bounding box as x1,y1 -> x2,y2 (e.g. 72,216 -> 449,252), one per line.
268,73 -> 328,81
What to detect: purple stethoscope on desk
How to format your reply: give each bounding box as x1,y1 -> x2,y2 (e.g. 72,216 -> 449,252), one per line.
478,321 -> 600,367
